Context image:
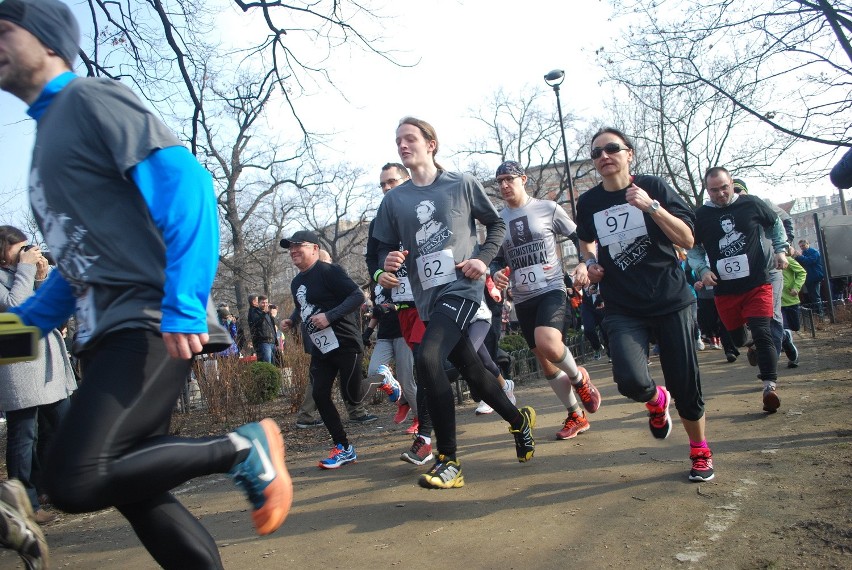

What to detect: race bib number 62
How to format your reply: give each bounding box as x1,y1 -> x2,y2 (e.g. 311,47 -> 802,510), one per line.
417,249 -> 456,290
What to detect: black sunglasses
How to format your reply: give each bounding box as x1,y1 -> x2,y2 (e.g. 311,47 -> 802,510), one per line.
591,143 -> 629,160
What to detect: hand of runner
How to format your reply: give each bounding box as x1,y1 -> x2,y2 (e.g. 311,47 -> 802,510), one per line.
587,262 -> 605,284
625,184 -> 653,212
378,271 -> 399,288
774,252 -> 789,270
310,313 -> 330,330
281,319 -> 293,330
701,271 -> 718,287
163,332 -> 208,360
384,250 -> 407,273
493,266 -> 511,289
572,264 -> 590,288
456,258 -> 486,279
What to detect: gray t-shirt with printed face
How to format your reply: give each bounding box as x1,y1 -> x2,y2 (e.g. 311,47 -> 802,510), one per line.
29,78 -> 182,350
498,197 -> 576,305
372,171 -> 505,322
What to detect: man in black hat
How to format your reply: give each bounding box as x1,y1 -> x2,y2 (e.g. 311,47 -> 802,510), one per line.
280,230 -> 394,468
0,1 -> 292,566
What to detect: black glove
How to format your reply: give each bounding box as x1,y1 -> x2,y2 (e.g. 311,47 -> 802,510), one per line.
362,326 -> 375,346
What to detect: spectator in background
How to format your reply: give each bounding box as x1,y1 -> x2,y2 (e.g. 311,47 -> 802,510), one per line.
248,295 -> 276,362
0,226 -> 77,524
781,247 -> 807,368
216,303 -> 239,357
796,239 -> 826,316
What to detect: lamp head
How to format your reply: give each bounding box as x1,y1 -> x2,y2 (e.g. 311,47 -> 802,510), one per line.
544,69 -> 565,86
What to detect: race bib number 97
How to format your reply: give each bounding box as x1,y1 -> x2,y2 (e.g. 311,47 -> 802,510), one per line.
417,249 -> 456,290
593,203 -> 648,247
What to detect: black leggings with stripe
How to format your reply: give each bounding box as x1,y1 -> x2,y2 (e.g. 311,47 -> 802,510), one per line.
44,330 -> 240,569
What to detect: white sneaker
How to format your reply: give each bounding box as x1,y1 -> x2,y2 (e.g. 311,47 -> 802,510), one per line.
503,378 -> 517,405
475,400 -> 494,415
696,338 -> 706,350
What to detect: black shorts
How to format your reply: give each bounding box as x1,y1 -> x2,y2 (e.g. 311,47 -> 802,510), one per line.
515,289 -> 567,349
428,295 -> 479,333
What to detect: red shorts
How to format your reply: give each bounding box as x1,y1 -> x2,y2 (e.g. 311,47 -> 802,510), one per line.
397,307 -> 425,349
714,283 -> 774,331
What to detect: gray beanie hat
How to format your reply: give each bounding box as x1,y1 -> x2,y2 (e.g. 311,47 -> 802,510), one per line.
0,0 -> 80,67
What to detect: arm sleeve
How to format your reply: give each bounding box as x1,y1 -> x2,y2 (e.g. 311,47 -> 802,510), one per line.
686,245 -> 712,278
365,219 -> 381,280
468,177 -> 506,265
767,217 -> 788,253
323,267 -> 364,323
8,270 -> 76,336
789,258 -> 808,290
131,146 -> 219,334
552,202 -> 578,237
830,147 -> 852,189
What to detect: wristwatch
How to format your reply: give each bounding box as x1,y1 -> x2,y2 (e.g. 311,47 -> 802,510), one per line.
647,200 -> 660,214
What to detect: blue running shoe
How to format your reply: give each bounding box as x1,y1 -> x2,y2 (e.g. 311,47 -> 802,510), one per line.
377,364 -> 401,403
229,419 -> 293,535
319,443 -> 357,469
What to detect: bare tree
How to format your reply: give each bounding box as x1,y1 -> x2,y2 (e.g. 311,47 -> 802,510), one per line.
79,0 -> 401,154
289,162 -> 377,287
604,0 -> 852,151
599,67 -> 796,207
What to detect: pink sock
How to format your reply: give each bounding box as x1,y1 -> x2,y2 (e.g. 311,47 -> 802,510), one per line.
689,440 -> 708,449
653,386 -> 665,407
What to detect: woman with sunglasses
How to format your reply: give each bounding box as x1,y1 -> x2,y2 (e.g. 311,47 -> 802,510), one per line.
572,128 -> 715,482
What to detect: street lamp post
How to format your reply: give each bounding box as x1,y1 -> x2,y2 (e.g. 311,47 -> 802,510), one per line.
544,69 -> 576,220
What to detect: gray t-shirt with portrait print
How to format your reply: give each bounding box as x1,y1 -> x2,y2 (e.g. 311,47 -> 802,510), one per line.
372,171 -> 506,322
29,77 -> 182,351
497,197 -> 577,305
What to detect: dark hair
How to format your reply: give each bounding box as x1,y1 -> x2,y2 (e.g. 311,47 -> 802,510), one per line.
720,214 -> 735,225
0,225 -> 28,266
591,127 -> 635,150
398,117 -> 445,171
704,166 -> 731,185
382,163 -> 410,180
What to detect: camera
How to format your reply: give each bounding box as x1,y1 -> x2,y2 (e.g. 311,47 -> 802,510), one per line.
21,244 -> 55,266
0,313 -> 39,364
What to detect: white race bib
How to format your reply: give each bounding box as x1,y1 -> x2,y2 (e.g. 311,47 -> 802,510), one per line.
417,249 -> 456,290
514,264 -> 546,292
593,203 -> 648,247
392,276 -> 415,302
716,254 -> 750,280
309,328 -> 340,354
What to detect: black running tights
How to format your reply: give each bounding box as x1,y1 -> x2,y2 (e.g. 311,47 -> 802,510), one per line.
44,330 -> 240,569
416,312 -> 518,458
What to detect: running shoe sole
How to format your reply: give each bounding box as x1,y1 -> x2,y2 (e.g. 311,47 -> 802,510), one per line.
252,419 -> 293,536
763,389 -> 781,413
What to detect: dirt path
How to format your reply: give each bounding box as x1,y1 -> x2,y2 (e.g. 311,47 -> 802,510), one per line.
2,328 -> 849,569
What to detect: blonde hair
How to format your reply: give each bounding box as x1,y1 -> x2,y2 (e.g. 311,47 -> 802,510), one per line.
398,116 -> 444,171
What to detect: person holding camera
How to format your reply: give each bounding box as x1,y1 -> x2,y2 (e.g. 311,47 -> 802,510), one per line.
0,226 -> 77,525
